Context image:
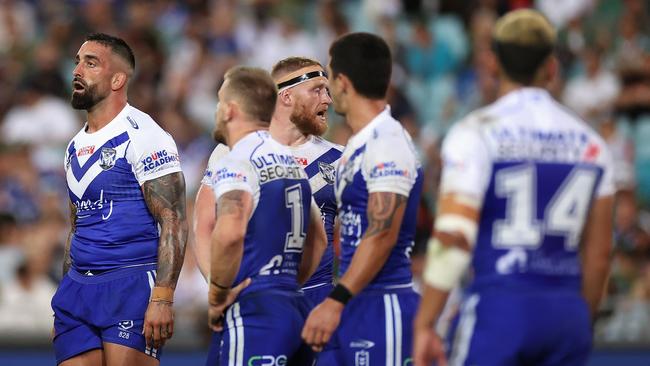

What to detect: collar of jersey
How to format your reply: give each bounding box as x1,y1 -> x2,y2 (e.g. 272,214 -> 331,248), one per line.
232,130 -> 270,151
80,103 -> 131,137
495,87 -> 551,109
346,105 -> 392,151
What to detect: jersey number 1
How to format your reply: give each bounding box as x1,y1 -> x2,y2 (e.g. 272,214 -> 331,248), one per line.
493,165 -> 598,250
285,184 -> 306,252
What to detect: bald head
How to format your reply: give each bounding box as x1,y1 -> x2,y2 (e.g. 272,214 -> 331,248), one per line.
492,9 -> 556,85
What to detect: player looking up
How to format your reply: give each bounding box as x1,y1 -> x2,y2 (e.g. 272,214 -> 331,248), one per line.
52,33 -> 188,366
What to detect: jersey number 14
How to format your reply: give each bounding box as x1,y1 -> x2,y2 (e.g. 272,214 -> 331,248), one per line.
493,165 -> 598,251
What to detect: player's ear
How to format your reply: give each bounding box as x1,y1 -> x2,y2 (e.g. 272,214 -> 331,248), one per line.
545,55 -> 559,85
337,73 -> 351,95
111,72 -> 127,91
278,89 -> 292,106
224,100 -> 237,121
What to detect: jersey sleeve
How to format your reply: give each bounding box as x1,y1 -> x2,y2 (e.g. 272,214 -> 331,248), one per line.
439,121 -> 491,199
362,128 -> 419,197
201,144 -> 230,187
127,127 -> 182,185
212,156 -> 260,202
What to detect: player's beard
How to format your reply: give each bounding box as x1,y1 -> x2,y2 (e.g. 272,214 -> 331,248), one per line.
70,80 -> 104,111
290,102 -> 327,137
212,116 -> 227,144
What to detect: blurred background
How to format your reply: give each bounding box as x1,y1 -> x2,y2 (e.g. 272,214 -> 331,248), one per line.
1,0 -> 650,364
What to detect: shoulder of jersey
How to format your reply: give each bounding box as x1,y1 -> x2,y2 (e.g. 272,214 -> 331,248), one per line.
311,135 -> 344,152
550,98 -> 607,143
120,105 -> 173,139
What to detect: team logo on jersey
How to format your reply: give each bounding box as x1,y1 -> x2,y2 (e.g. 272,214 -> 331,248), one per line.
355,350 -> 370,366
76,145 -> 95,157
99,147 -> 117,170
118,320 -> 134,331
318,161 -> 336,184
126,116 -> 139,129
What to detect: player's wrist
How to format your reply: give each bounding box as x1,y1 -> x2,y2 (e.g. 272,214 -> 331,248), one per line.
151,286 -> 174,304
208,280 -> 231,305
327,283 -> 354,306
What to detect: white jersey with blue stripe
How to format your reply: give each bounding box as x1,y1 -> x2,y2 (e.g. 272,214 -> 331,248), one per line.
288,136 -> 343,289
336,107 -> 424,290
440,87 -> 615,293
211,131 -> 312,295
201,143 -> 230,187
65,104 -> 182,271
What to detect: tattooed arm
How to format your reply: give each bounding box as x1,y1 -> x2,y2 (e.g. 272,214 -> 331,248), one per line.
207,190 -> 253,331
337,191 -> 407,294
143,171 -> 189,289
302,191 -> 407,351
63,201 -> 76,275
142,171 -> 188,348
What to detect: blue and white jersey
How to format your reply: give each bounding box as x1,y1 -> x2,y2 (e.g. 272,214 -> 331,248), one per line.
440,88 -> 615,293
200,144 -> 230,187
64,104 -> 182,271
289,136 -> 342,290
211,131 -> 312,295
336,107 -> 424,290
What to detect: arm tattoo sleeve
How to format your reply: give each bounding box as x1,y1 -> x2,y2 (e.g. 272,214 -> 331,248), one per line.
364,192 -> 407,238
63,201 -> 76,275
216,191 -> 246,218
143,172 -> 189,289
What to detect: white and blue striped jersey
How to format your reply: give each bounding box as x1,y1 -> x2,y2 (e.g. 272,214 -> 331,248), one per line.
211,131 -> 312,295
201,143 -> 230,187
440,87 -> 615,293
64,104 -> 182,271
336,107 -> 424,290
288,136 -> 342,290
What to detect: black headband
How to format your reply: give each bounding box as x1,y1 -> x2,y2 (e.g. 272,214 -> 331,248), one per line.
277,70 -> 328,90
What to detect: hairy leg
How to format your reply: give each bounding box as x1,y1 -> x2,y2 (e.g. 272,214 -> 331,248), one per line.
60,349 -> 104,366
104,343 -> 159,366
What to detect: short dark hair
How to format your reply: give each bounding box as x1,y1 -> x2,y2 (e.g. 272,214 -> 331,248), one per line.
223,66 -> 277,123
85,33 -> 135,71
271,57 -> 322,80
329,32 -> 392,99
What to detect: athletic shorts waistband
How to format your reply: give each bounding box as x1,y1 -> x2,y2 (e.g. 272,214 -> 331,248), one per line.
67,263 -> 157,284
357,282 -> 415,296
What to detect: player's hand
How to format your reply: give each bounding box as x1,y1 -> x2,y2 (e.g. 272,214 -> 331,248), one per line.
143,300 -> 174,349
301,298 -> 344,352
413,326 -> 447,366
208,278 -> 251,332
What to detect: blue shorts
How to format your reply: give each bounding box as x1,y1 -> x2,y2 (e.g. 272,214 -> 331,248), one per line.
301,282 -> 334,309
206,331 -> 222,366
217,290 -> 313,366
51,265 -> 159,364
316,286 -> 419,366
447,291 -> 592,366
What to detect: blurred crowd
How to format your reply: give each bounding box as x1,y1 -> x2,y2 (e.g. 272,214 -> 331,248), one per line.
1,0 -> 650,346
